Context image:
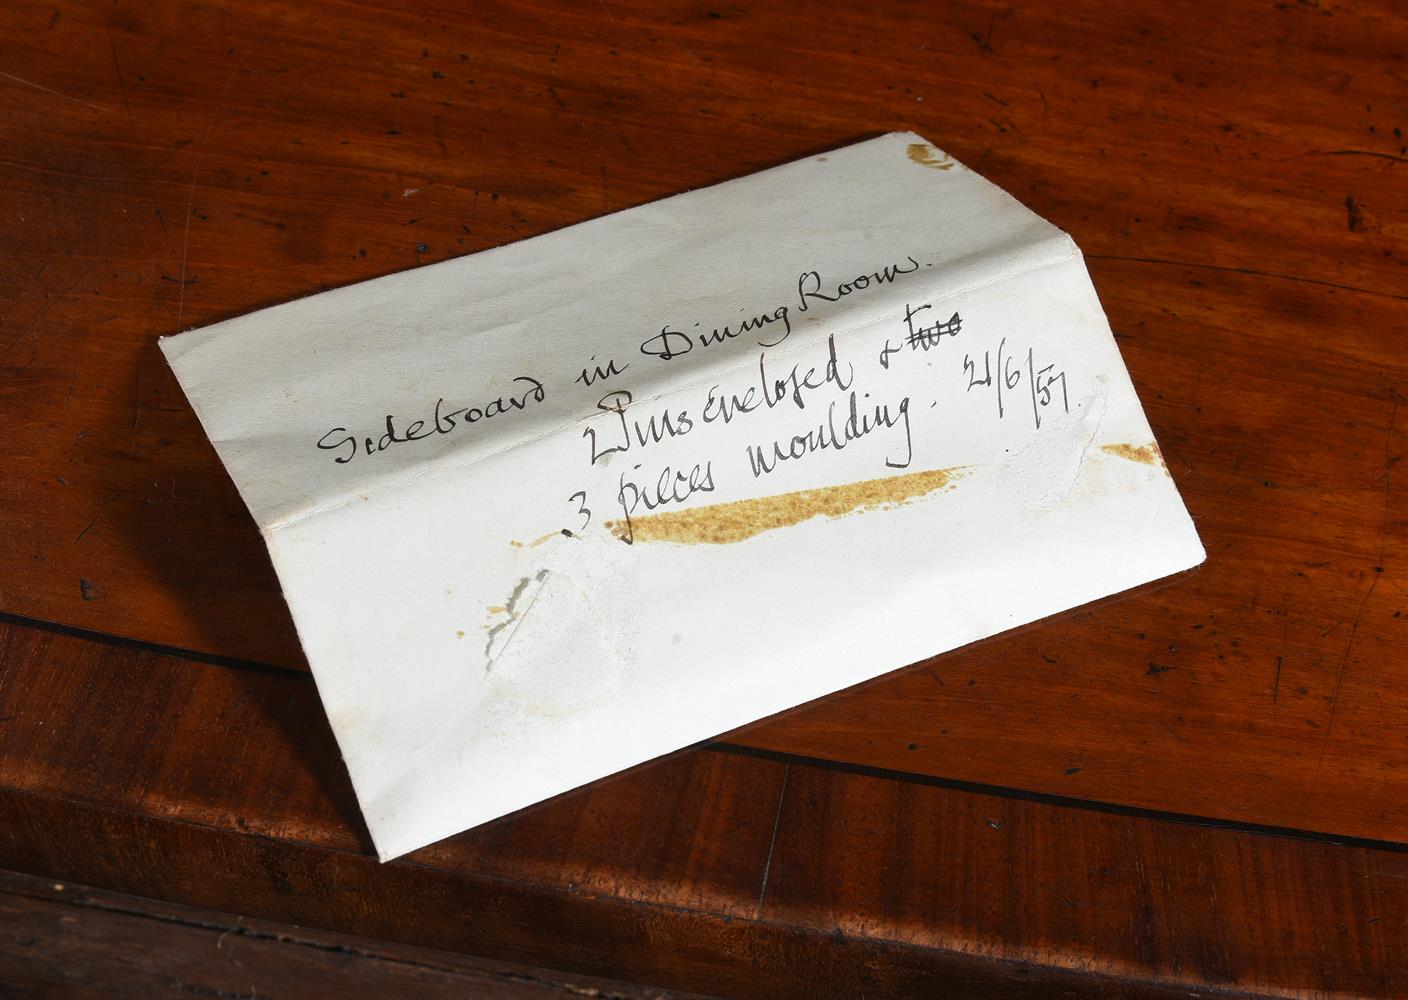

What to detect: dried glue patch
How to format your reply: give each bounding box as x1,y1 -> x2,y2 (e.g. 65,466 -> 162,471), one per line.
606,466 -> 967,545
906,143 -> 955,170
509,531 -> 560,549
1101,442 -> 1168,471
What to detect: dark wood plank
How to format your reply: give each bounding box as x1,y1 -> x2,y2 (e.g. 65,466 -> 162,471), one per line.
0,618 -> 1404,996
0,621 -> 784,912
0,868 -> 717,1000
2,0 -> 1405,846
762,759 -> 1408,998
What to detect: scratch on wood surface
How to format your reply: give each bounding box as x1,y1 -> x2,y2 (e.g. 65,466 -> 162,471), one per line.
0,70 -> 109,114
1272,619 -> 1288,715
0,210 -> 143,363
106,26 -> 133,121
130,365 -> 142,452
594,0 -> 622,47
756,763 -> 789,914
1294,148 -> 1408,165
176,54 -> 246,332
1300,393 -> 1398,818
1086,254 -> 1408,303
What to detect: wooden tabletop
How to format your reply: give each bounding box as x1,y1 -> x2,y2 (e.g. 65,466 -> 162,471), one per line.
2,0 -> 1406,995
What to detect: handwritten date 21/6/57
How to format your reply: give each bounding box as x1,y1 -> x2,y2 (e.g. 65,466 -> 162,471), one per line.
964,337 -> 1069,430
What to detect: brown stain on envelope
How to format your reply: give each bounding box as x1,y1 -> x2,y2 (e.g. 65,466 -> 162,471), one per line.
607,466 -> 966,545
1101,442 -> 1168,471
509,531 -> 559,549
907,143 -> 955,170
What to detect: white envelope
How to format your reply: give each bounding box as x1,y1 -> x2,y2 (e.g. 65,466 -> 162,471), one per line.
161,131 -> 1204,860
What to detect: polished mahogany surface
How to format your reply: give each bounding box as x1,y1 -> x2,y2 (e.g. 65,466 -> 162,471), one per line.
2,1 -> 1405,994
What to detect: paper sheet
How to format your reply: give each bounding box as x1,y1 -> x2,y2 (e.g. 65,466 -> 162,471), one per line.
161,132 -> 1204,860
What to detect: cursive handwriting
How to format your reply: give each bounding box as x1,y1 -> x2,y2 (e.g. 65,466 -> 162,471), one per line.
640,255 -> 922,362
796,256 -> 921,313
964,338 -> 1070,429
310,255 -> 1078,559
745,390 -> 913,478
316,377 -> 546,464
583,389 -> 697,465
613,460 -> 716,544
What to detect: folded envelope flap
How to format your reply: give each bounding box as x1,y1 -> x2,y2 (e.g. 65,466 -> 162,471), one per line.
160,131 -> 1076,531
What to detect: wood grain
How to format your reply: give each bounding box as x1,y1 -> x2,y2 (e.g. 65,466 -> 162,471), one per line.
2,617 -> 1405,997
0,869 -> 715,1000
2,0 -> 1407,991
2,1 -> 1404,847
